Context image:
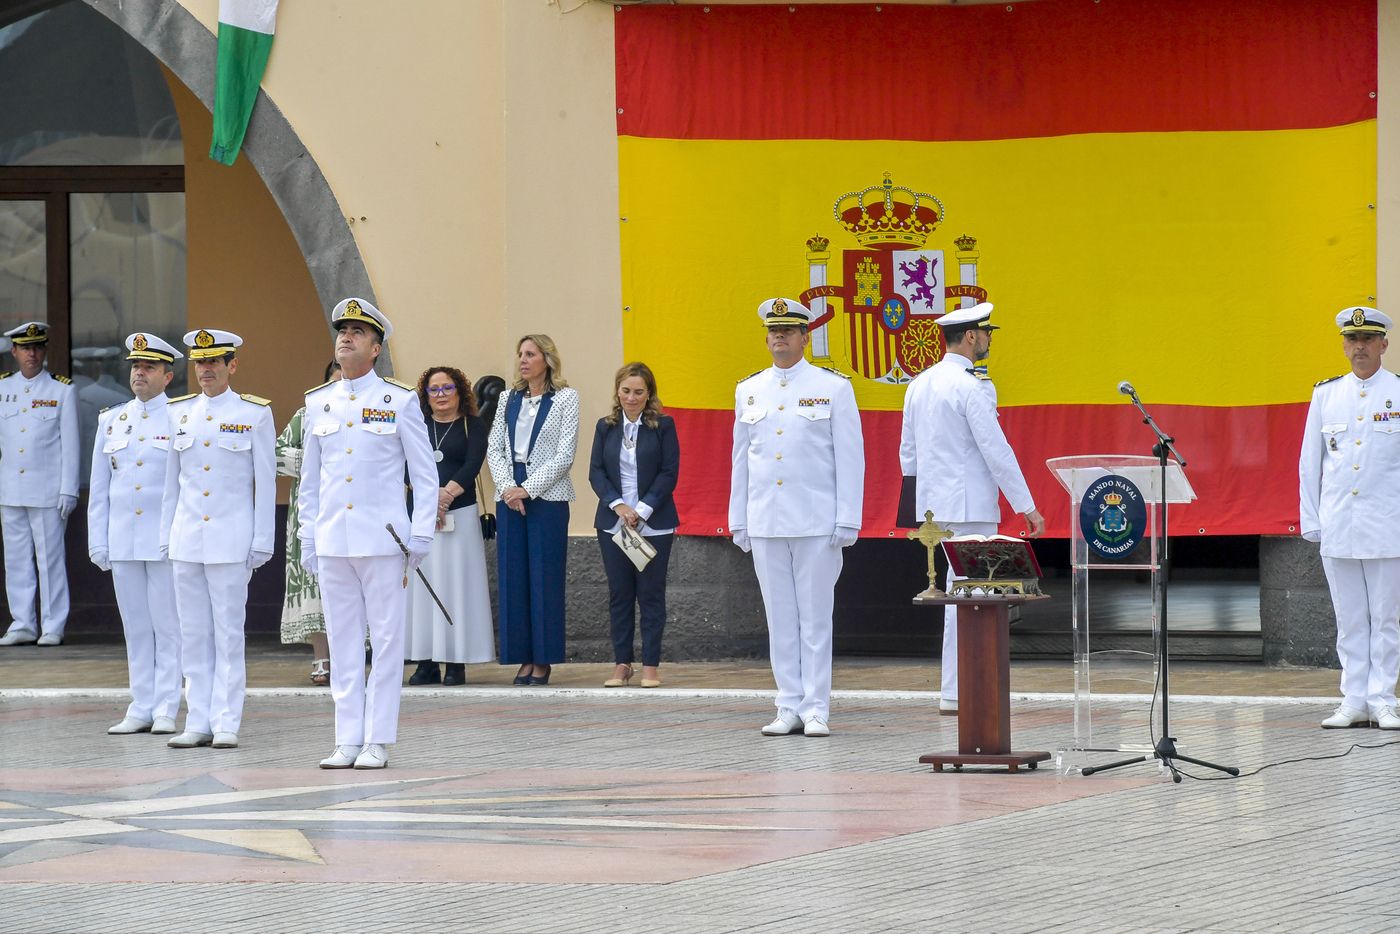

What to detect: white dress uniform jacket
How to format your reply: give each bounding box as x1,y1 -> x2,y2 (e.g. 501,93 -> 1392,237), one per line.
1299,370 -> 1400,559
898,352 -> 1035,524
728,358 -> 864,536
0,370 -> 79,506
89,395 -> 172,561
298,371 -> 438,557
88,393 -> 182,724
160,389 -> 276,563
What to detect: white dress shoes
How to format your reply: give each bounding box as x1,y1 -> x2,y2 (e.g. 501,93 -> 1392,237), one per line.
0,629 -> 37,646
167,731 -> 214,748
108,717 -> 153,735
803,717 -> 830,738
1374,706 -> 1400,730
319,745 -> 361,769
36,633 -> 62,646
761,709 -> 804,736
939,698 -> 959,716
1320,705 -> 1372,729
151,717 -> 178,734
353,743 -> 389,769
212,732 -> 239,748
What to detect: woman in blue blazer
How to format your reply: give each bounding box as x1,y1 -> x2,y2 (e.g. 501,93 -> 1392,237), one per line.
588,362 -> 680,688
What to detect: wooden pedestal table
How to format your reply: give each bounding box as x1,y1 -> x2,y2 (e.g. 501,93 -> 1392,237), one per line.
913,593 -> 1051,773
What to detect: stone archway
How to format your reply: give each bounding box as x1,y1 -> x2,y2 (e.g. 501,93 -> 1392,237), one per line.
82,0 -> 394,371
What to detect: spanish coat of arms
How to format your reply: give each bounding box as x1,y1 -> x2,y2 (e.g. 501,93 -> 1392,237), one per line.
800,173 -> 989,384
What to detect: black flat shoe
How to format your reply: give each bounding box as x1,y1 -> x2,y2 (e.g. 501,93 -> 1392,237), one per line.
443,663 -> 466,686
527,665 -> 552,686
408,660 -> 441,686
513,664 -> 532,686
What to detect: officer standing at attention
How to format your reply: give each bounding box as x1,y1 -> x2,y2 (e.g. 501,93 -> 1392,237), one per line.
299,299 -> 436,770
898,303 -> 1044,716
729,298 -> 864,738
90,333 -> 185,735
1300,306 -> 1400,731
159,329 -> 275,750
0,322 -> 79,647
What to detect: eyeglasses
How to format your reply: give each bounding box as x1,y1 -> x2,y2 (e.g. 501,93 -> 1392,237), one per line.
426,385 -> 457,396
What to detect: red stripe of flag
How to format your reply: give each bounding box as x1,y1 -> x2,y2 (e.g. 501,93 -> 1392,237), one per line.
616,0 -> 1376,142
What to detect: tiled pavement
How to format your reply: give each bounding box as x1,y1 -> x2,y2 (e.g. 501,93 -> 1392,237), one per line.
2,652 -> 1398,933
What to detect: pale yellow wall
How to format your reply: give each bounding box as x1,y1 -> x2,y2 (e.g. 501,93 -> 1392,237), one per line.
169,0 -> 1397,530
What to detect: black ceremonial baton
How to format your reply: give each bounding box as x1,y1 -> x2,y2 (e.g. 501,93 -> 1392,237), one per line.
386,523 -> 453,626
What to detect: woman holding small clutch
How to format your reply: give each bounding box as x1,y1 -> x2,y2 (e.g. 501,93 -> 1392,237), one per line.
588,362 -> 679,688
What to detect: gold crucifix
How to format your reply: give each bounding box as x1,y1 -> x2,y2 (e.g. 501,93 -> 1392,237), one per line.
907,509 -> 953,598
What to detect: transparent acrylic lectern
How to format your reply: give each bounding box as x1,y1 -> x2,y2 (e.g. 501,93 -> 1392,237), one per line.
1046,455 -> 1196,774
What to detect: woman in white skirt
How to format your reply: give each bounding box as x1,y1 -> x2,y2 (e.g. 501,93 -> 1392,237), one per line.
405,366 -> 496,685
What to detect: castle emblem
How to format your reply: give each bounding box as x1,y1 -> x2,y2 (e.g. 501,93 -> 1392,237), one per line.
800,173 -> 989,384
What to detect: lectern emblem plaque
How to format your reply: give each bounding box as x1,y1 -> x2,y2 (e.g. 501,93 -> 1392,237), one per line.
1080,474 -> 1147,561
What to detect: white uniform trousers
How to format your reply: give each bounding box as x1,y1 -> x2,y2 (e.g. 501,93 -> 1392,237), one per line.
751,535 -> 843,721
172,560 -> 251,735
940,521 -> 997,702
321,555 -> 409,746
1320,556 -> 1400,713
1,505 -> 69,639
112,560 -> 182,721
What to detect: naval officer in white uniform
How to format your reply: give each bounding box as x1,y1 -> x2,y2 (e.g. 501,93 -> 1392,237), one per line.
1300,306 -> 1400,731
898,303 -> 1044,715
729,298 -> 864,737
299,298 -> 436,770
0,322 -> 79,647
159,329 -> 275,750
90,333 -> 185,735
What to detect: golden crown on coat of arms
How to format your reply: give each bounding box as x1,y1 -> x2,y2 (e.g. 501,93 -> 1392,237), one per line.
1104,493 -> 1123,506
954,234 -> 979,252
833,173 -> 943,249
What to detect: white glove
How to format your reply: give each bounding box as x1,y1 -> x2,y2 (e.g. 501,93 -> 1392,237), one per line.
58,494 -> 77,520
830,526 -> 860,549
300,542 -> 317,577
1300,529 -> 1321,544
732,529 -> 751,553
408,535 -> 433,569
90,549 -> 111,572
247,550 -> 273,570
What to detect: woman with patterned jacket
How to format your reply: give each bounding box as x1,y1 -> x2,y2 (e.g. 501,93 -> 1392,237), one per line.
486,334 -> 579,686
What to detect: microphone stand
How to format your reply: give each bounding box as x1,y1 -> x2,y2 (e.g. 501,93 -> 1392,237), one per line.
1081,388 -> 1238,782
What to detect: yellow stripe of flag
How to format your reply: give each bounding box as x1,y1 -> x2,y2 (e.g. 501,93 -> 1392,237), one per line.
619,122 -> 1376,411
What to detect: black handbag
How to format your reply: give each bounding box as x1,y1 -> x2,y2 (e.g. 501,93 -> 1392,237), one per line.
475,472 -> 497,540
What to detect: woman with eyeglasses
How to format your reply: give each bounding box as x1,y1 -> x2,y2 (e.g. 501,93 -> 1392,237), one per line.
486,334 -> 579,686
403,366 -> 495,685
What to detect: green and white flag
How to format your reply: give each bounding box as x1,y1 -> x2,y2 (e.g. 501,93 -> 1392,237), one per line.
209,0 -> 279,166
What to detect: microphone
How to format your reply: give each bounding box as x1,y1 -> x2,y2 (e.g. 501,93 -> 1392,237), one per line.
1117,380 -> 1137,398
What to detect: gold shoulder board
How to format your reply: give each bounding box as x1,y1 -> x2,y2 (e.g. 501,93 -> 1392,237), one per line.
1314,374 -> 1344,387
240,393 -> 272,406
0,372 -> 12,380
819,366 -> 852,380
304,379 -> 335,395
736,369 -> 764,384
52,374 -> 72,384
168,392 -> 198,403
384,376 -> 415,391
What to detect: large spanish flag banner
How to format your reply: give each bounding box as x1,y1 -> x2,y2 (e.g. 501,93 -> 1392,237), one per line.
616,0 -> 1376,538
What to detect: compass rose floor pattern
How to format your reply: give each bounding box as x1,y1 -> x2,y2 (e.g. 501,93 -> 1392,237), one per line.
1,691 -> 1397,932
